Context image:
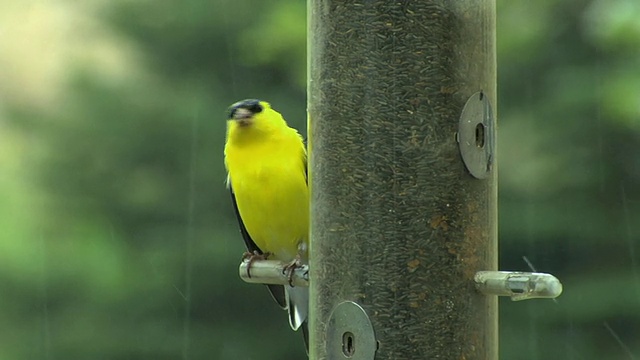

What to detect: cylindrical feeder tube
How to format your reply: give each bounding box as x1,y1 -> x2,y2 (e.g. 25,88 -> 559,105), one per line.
308,1 -> 497,359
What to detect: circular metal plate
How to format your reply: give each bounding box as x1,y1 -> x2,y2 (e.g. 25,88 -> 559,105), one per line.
326,301 -> 377,359
457,92 -> 495,179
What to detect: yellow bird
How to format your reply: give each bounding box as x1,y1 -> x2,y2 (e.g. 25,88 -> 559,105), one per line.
224,99 -> 309,350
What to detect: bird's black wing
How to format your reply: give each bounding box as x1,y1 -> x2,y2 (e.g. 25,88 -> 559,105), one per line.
302,321 -> 309,354
228,180 -> 287,309
303,138 -> 308,185
301,140 -> 310,354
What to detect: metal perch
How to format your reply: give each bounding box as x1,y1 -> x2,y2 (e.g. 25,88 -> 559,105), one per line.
239,260 -> 563,302
239,259 -> 309,288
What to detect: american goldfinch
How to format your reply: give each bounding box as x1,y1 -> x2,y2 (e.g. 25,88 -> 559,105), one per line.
224,99 -> 309,351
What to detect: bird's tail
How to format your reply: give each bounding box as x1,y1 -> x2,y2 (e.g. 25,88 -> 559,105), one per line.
286,285 -> 308,330
286,285 -> 309,352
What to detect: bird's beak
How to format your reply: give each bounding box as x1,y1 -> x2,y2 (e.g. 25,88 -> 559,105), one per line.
232,108 -> 253,126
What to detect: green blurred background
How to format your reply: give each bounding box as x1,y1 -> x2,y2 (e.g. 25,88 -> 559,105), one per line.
1,0 -> 638,359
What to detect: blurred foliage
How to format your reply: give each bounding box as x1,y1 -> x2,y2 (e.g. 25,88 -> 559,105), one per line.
0,0 -> 638,359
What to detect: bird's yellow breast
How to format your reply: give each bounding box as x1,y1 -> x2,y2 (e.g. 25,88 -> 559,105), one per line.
225,129 -> 308,261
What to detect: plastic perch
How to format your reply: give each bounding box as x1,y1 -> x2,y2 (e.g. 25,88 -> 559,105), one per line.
474,271 -> 563,301
239,259 -> 309,288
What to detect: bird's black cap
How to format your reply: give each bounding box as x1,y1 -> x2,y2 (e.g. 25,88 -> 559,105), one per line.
227,99 -> 263,119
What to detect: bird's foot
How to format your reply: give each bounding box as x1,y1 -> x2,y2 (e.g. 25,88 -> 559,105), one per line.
282,254 -> 302,287
241,251 -> 271,278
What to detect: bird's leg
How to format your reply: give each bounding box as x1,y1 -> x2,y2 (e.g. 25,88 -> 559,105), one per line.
283,241 -> 307,286
242,250 -> 271,278
283,255 -> 302,287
